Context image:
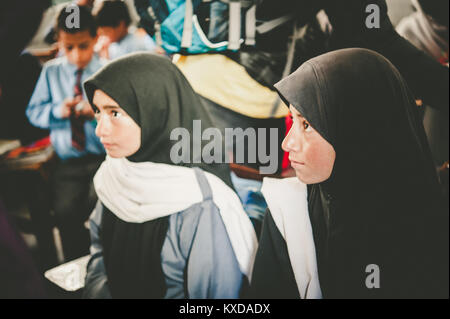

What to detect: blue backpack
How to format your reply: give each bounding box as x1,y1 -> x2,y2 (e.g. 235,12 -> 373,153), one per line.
136,0 -> 295,54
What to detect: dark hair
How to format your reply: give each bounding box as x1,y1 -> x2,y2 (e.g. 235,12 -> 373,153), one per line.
56,4 -> 98,37
94,0 -> 131,28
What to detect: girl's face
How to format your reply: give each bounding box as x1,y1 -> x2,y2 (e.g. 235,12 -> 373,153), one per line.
93,89 -> 141,158
282,105 -> 336,185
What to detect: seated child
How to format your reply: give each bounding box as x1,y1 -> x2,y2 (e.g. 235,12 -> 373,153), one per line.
94,0 -> 156,60
26,5 -> 106,261
249,49 -> 448,299
82,53 -> 257,299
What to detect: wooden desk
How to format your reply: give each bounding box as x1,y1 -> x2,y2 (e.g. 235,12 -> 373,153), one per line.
28,46 -> 59,65
230,163 -> 282,181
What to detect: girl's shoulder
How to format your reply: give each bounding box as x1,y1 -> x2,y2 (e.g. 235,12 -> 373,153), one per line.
169,199 -> 221,232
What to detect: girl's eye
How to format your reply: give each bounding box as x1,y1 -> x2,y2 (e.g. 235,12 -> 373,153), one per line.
111,111 -> 122,118
303,120 -> 311,131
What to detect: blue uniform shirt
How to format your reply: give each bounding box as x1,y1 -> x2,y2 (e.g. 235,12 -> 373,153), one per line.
108,32 -> 156,60
27,55 -> 106,160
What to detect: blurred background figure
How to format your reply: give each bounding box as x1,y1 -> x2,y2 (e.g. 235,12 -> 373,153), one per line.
397,0 -> 449,62
94,0 -> 157,60
27,0 -> 97,53
397,0 -> 449,197
0,0 -> 51,298
26,5 -> 106,262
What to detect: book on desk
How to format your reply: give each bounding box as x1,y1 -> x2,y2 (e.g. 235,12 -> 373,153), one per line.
0,139 -> 21,156
0,137 -> 55,170
44,255 -> 90,292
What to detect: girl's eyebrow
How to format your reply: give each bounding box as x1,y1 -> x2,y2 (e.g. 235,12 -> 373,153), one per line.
103,105 -> 120,110
291,110 -> 303,119
289,106 -> 302,117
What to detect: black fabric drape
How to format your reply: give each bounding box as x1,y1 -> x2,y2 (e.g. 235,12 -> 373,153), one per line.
247,210 -> 300,299
101,207 -> 169,299
275,48 -> 448,298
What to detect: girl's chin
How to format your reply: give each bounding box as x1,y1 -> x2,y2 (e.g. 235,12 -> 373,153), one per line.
105,150 -> 121,158
295,174 -> 309,185
293,169 -> 314,185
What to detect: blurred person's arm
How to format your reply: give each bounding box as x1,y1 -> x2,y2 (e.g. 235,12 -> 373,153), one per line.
26,66 -> 70,130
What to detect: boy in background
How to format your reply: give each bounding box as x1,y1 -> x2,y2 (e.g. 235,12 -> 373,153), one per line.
27,5 -> 105,262
94,0 -> 156,60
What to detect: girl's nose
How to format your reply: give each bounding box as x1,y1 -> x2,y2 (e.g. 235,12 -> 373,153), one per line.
282,126 -> 299,153
95,115 -> 111,138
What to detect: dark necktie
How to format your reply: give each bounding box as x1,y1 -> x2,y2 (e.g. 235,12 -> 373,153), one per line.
71,69 -> 86,151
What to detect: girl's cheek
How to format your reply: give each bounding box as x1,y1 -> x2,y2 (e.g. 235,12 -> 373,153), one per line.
303,142 -> 316,166
305,139 -> 325,169
312,139 -> 336,175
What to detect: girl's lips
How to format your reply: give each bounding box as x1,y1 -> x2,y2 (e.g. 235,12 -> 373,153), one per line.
289,158 -> 305,166
102,142 -> 115,148
291,162 -> 305,169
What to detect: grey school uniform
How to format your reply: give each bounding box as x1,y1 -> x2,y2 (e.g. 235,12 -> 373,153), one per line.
83,168 -> 246,299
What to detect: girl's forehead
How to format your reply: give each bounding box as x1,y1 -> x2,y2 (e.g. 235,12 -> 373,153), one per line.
94,90 -> 119,106
289,105 -> 304,118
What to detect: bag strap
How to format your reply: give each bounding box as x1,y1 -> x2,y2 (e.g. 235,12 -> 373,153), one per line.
245,5 -> 295,48
147,6 -> 164,47
228,0 -> 242,50
245,4 -> 257,46
193,167 -> 213,201
181,0 -> 194,49
256,13 -> 296,34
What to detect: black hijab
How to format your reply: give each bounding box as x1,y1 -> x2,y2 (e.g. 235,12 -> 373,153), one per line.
85,52 -> 233,188
275,48 -> 448,298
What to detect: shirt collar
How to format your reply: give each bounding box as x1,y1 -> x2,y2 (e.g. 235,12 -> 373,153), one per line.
63,54 -> 101,76
118,32 -> 132,45
84,54 -> 101,75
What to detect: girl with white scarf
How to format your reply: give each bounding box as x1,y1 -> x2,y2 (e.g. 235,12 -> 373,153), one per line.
82,53 -> 257,299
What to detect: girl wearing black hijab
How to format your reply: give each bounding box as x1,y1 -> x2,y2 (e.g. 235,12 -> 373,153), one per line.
250,48 -> 448,299
82,53 -> 257,299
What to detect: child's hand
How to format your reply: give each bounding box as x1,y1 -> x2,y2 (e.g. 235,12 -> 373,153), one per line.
155,46 -> 166,56
61,97 -> 82,118
75,100 -> 95,118
97,36 -> 111,60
